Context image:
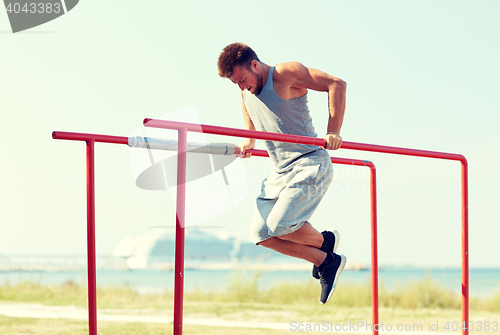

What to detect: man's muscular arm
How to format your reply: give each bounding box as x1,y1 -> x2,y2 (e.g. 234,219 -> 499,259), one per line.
323,72 -> 346,150
275,62 -> 346,150
239,91 -> 256,158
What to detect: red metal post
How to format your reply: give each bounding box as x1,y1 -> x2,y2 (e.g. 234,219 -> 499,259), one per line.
86,140 -> 97,335
329,156 -> 379,335
328,158 -> 379,335
368,163 -> 378,335
461,159 -> 469,335
173,129 -> 188,335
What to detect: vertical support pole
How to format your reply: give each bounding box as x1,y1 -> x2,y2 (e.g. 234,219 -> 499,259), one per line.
461,160 -> 469,335
86,140 -> 97,335
173,129 -> 187,335
370,166 -> 379,335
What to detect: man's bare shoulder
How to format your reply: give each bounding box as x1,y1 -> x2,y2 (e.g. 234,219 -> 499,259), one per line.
274,62 -> 308,81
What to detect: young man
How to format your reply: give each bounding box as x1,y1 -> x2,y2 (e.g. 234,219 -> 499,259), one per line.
217,43 -> 347,304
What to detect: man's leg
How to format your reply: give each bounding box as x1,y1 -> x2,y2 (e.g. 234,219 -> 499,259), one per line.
258,237 -> 327,266
276,221 -> 340,279
276,221 -> 323,248
258,221 -> 346,305
258,221 -> 327,265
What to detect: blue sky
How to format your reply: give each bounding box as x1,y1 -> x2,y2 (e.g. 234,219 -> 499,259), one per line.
1,0 -> 499,268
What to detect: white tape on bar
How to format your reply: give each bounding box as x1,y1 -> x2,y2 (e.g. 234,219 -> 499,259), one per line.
128,136 -> 237,156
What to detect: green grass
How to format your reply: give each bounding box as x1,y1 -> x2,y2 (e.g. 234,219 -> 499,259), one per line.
0,280 -> 173,309
190,271 -> 500,312
2,309 -> 500,335
0,315 -> 290,335
1,271 -> 499,312
2,274 -> 500,335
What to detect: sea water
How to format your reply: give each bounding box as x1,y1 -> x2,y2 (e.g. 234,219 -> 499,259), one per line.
2,267 -> 499,297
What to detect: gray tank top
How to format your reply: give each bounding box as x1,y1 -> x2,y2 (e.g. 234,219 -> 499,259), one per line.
244,65 -> 328,171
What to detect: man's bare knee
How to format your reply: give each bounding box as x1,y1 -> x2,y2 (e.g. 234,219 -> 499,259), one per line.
258,237 -> 279,249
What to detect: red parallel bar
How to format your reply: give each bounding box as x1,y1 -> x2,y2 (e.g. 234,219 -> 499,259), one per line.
173,129 -> 188,335
146,118 -> 467,334
86,141 -> 97,335
52,129 -> 381,335
245,147 -> 380,335
144,119 -> 326,147
53,131 -> 127,335
52,131 -> 129,144
340,141 -> 466,162
245,147 -> 375,169
143,119 -> 465,161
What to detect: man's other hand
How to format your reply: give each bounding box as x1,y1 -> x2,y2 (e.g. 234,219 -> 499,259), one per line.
322,132 -> 342,150
238,138 -> 256,158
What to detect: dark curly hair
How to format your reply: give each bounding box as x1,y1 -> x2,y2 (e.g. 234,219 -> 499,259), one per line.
217,43 -> 260,78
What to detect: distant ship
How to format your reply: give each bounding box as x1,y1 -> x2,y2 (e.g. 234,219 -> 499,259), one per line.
113,229 -> 283,270
113,229 -> 365,271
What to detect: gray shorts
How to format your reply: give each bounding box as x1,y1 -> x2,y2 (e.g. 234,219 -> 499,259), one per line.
250,154 -> 333,244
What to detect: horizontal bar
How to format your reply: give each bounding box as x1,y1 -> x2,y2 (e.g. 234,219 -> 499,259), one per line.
52,130 -> 375,169
128,136 -> 237,155
144,119 -> 466,163
340,141 -> 466,164
52,131 -> 129,145
144,118 -> 325,147
246,148 -> 375,168
331,157 -> 375,169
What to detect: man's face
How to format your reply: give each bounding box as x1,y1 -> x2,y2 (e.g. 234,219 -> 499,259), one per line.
229,64 -> 263,95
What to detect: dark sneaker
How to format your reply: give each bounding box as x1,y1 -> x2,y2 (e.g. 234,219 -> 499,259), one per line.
312,230 -> 340,279
319,252 -> 346,304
